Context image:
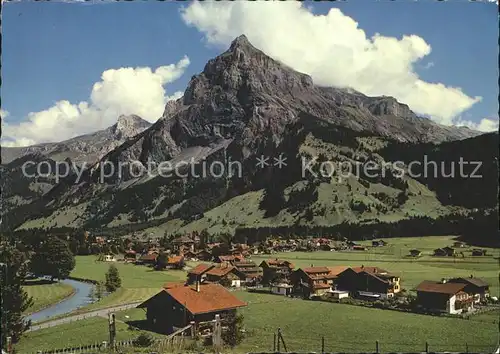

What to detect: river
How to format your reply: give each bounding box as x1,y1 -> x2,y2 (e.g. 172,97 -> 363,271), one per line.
27,279 -> 94,323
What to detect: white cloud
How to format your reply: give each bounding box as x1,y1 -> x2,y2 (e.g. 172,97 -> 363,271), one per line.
0,109 -> 9,119
181,2 -> 481,126
3,57 -> 190,147
423,62 -> 434,70
455,117 -> 499,133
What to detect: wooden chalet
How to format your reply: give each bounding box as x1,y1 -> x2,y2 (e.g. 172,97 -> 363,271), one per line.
172,236 -> 196,252
204,263 -> 245,288
186,264 -> 214,285
216,254 -> 245,264
335,266 -> 401,299
415,280 -> 473,314
137,282 -> 247,334
291,266 -> 348,298
124,250 -> 137,261
471,249 -> 487,256
433,247 -> 455,257
259,259 -> 295,284
233,260 -> 262,285
166,255 -> 185,269
448,276 -> 490,303
137,252 -> 158,265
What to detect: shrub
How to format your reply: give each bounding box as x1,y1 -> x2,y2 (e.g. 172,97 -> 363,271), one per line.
133,332 -> 154,347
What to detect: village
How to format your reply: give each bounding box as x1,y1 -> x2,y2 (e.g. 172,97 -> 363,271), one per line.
88,231 -> 495,339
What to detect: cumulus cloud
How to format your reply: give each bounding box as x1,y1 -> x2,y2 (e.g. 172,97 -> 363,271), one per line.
181,2 -> 481,126
455,117 -> 499,133
3,57 -> 189,147
0,109 -> 10,119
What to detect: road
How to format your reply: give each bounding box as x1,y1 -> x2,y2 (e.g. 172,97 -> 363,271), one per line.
28,302 -> 142,332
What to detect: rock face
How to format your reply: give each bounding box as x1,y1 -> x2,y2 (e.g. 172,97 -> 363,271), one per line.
1,115 -> 152,165
2,35 -> 492,232
98,35 -> 482,168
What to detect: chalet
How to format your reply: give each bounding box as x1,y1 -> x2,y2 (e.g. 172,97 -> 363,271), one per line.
471,249 -> 487,256
204,264 -> 245,288
291,266 -> 348,298
137,282 -> 247,334
270,283 -> 294,296
186,264 -> 214,285
171,236 -> 196,252
335,266 -> 401,299
217,254 -> 244,264
124,250 -> 137,261
259,259 -> 295,284
196,250 -> 213,262
183,251 -> 199,260
453,241 -> 466,248
372,240 -> 387,247
233,261 -> 262,285
409,249 -> 422,257
448,276 -> 490,303
433,247 -> 455,257
415,280 -> 473,314
137,253 -> 158,265
104,255 -> 116,262
167,255 -> 185,269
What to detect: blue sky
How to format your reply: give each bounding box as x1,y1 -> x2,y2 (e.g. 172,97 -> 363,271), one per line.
2,0 -> 498,145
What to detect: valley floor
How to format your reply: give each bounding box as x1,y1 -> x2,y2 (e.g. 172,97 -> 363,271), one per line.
15,236 -> 499,353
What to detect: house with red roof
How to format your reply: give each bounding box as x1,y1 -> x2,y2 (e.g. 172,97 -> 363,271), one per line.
137,282 -> 247,334
415,279 -> 474,314
335,266 -> 401,299
204,263 -> 246,288
291,266 -> 348,298
186,263 -> 214,285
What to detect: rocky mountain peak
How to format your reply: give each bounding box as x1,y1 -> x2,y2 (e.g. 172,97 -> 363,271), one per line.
112,114 -> 151,139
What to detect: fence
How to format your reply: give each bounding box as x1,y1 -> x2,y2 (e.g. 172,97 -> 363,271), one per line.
31,336 -> 187,354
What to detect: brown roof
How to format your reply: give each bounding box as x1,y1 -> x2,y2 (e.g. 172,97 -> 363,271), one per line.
303,267 -> 331,274
188,263 -> 213,275
351,266 -> 390,275
206,265 -> 236,277
326,266 -> 349,276
450,277 -> 489,288
166,283 -> 247,315
167,255 -> 184,264
163,282 -> 186,289
261,259 -> 294,269
139,253 -> 157,261
313,283 -> 332,290
415,280 -> 466,294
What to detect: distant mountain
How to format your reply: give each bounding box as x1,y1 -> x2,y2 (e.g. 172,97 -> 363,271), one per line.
2,36 -> 495,237
1,114 -> 152,165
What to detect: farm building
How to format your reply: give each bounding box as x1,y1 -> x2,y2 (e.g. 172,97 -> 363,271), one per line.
335,266 -> 401,299
166,255 -> 185,269
137,253 -> 158,265
415,280 -> 473,314
186,264 -> 214,285
409,249 -> 422,257
433,247 -> 455,257
291,266 -> 348,298
204,263 -> 245,288
104,255 -> 116,262
448,276 -> 490,303
270,283 -> 294,296
233,260 -> 262,285
471,249 -> 487,256
331,290 -> 350,299
259,259 -> 295,284
137,282 -> 247,334
171,236 -> 196,253
124,250 -> 137,261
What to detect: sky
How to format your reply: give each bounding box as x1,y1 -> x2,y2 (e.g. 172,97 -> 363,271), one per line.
1,0 -> 498,147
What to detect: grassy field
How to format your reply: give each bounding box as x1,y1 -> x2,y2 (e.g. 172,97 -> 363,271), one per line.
23,280 -> 75,314
16,291 -> 499,353
252,236 -> 499,295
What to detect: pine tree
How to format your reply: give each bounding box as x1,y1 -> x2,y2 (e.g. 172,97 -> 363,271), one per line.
0,242 -> 34,347
105,265 -> 122,293
30,236 -> 75,280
